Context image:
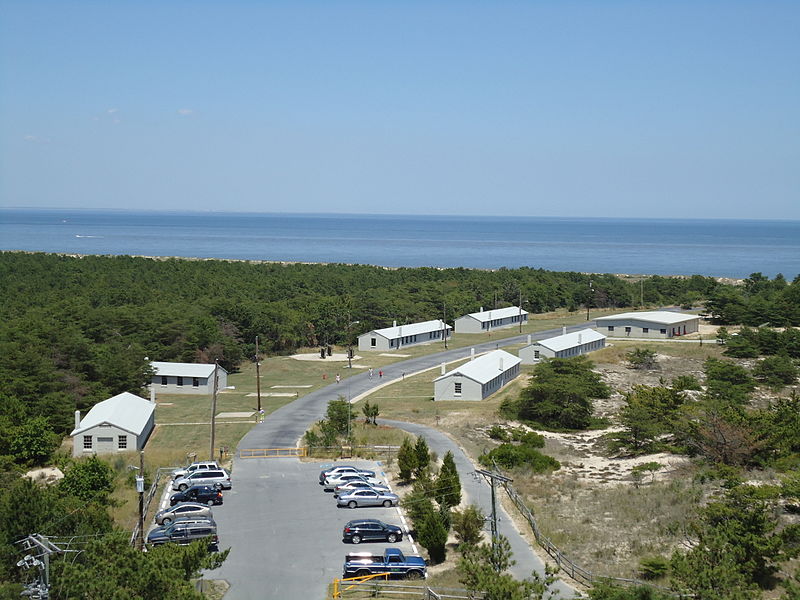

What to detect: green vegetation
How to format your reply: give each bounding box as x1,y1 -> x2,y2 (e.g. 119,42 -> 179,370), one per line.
626,347 -> 658,370
501,356 -> 610,429
705,272 -> 800,326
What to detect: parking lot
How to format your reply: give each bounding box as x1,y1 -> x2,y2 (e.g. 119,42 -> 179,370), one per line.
203,458 -> 414,600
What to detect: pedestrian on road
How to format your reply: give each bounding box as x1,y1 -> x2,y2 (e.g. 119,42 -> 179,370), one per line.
378,370 -> 383,379
368,368 -> 373,378
335,374 -> 341,384
258,408 -> 265,423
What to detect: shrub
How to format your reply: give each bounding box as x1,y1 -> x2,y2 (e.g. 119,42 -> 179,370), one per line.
638,555 -> 670,580
487,425 -> 509,441
753,355 -> 797,388
452,505 -> 484,548
479,443 -> 560,472
627,348 -> 657,370
672,374 -> 702,391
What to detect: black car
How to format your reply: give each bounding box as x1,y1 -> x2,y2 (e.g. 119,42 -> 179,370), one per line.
170,485 -> 223,506
343,519 -> 403,544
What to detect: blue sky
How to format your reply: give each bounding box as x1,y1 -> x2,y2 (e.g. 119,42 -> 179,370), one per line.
1,1 -> 798,219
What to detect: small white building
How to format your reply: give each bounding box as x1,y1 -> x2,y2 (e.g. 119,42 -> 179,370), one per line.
434,349 -> 521,401
594,311 -> 700,339
150,361 -> 228,394
519,328 -> 606,364
357,319 -> 451,351
454,306 -> 528,334
70,392 -> 155,457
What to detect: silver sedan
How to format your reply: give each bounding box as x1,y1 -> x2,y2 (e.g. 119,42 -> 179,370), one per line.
337,489 -> 399,509
154,502 -> 214,525
333,480 -> 391,498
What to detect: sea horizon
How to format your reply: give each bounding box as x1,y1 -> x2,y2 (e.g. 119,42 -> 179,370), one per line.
2,207 -> 799,279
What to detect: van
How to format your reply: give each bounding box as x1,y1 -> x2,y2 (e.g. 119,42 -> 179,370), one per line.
172,469 -> 231,491
172,461 -> 220,480
147,520 -> 219,550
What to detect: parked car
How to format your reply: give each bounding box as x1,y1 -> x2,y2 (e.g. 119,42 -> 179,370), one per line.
343,519 -> 403,544
155,502 -> 214,525
337,489 -> 399,509
172,468 -> 231,491
147,519 -> 219,550
343,548 -> 426,579
319,465 -> 375,484
324,473 -> 383,491
170,485 -> 223,506
333,480 -> 391,498
171,461 -> 220,480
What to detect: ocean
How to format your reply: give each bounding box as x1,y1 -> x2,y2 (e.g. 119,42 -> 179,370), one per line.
1,208 -> 798,279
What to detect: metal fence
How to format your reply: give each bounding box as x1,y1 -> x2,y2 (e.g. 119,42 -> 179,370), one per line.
332,580 -> 483,599
239,445 -> 401,459
129,466 -> 179,547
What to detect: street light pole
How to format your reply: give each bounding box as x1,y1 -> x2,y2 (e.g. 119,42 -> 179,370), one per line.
255,336 -> 261,414
586,281 -> 593,321
347,320 -> 360,369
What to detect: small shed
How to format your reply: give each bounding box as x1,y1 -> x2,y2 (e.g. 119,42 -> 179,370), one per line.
454,306 -> 528,334
150,361 -> 227,395
594,311 -> 700,339
357,319 -> 451,351
71,392 -> 155,457
519,328 -> 606,364
434,350 -> 521,401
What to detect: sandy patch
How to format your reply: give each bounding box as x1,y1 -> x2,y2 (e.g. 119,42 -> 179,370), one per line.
25,467 -> 64,483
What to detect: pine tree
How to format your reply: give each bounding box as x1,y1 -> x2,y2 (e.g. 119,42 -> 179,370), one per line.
397,437 -> 417,481
414,436 -> 430,477
435,450 -> 462,509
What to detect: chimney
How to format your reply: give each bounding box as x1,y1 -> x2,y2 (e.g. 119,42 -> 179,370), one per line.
470,347 -> 475,361
393,320 -> 397,327
527,334 -> 532,345
150,386 -> 156,404
441,363 -> 446,375
480,307 -> 483,312
398,326 -> 402,337
499,357 -> 504,371
562,326 -> 567,335
578,333 -> 582,345
74,410 -> 81,431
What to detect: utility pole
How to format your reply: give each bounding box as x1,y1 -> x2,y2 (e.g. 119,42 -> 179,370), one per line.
518,289 -> 523,333
209,359 -> 219,461
16,535 -> 67,599
640,279 -> 644,307
586,280 -> 594,321
475,467 -> 513,571
255,336 -> 261,414
442,302 -> 448,349
137,451 -> 145,551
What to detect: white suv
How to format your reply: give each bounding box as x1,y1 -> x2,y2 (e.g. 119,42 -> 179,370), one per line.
172,461 -> 220,480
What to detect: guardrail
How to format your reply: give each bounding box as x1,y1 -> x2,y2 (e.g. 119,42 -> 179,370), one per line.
332,578 -> 483,599
129,466 -> 180,547
240,447 -> 308,458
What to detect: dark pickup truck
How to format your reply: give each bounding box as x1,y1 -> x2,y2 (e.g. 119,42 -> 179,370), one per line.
342,547 -> 427,579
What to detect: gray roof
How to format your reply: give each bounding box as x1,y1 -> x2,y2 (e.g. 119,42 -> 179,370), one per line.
360,319 -> 451,340
435,350 -> 521,385
150,361 -> 226,378
459,306 -> 528,323
71,392 -> 154,436
594,311 -> 699,325
531,328 -> 606,352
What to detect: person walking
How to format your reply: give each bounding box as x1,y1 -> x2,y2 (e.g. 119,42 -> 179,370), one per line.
368,368 -> 373,378
335,374 -> 341,384
378,370 -> 383,379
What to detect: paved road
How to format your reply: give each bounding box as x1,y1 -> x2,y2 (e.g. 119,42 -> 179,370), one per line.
209,324 -> 590,599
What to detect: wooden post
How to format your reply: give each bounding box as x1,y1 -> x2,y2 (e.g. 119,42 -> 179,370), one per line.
210,360 -> 219,461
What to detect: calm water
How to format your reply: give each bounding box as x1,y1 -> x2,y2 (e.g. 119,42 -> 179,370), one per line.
1,209 -> 798,278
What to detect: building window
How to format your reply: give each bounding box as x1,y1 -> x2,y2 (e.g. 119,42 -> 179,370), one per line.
607,326 -> 614,331
192,377 -> 199,387
83,435 -> 92,450
454,382 -> 462,395
118,435 -> 127,449
660,328 -> 667,334
625,327 -> 631,333
177,377 -> 184,387
642,327 -> 649,333
161,376 -> 167,386
97,437 -> 113,443
534,350 -> 540,359
371,338 -> 376,347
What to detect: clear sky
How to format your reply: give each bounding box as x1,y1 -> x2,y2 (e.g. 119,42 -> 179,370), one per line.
1,1 -> 798,219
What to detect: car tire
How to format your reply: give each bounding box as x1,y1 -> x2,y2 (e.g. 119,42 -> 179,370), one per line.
406,570 -> 423,580
383,500 -> 392,507
356,569 -> 371,578
179,484 -> 188,491
162,517 -> 172,525
351,535 -> 362,544
207,499 -> 215,506
387,533 -> 397,543
348,501 -> 357,509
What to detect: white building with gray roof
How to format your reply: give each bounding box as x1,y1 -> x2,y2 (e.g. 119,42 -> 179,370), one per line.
519,328 -> 606,364
594,311 -> 699,339
454,306 -> 528,334
357,319 -> 451,351
434,349 -> 521,401
150,361 -> 227,395
71,392 -> 155,457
